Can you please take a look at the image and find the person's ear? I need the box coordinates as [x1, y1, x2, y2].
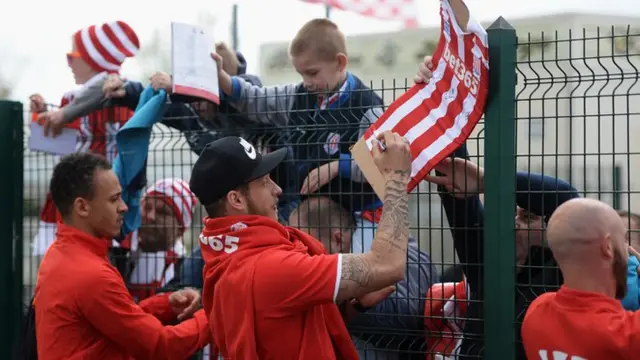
[73, 197, 91, 218]
[226, 190, 247, 212]
[336, 53, 348, 72]
[601, 234, 615, 261]
[331, 229, 344, 251]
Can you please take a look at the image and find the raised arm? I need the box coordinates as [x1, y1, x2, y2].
[335, 131, 412, 302]
[61, 79, 108, 122]
[424, 144, 485, 294]
[62, 76, 145, 122]
[213, 52, 294, 127]
[515, 172, 579, 219]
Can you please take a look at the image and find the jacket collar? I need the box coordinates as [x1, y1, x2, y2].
[56, 223, 110, 258]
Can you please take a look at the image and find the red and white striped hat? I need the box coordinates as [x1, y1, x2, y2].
[73, 21, 140, 73]
[144, 178, 197, 230]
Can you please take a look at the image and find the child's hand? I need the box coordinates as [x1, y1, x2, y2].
[29, 93, 47, 113]
[103, 75, 126, 98]
[300, 161, 340, 195]
[210, 52, 224, 76]
[38, 110, 65, 138]
[211, 51, 234, 96]
[414, 55, 434, 84]
[215, 42, 240, 75]
[150, 72, 173, 93]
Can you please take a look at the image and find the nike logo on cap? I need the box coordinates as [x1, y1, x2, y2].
[239, 138, 257, 160]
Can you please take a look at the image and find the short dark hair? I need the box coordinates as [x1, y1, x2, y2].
[291, 196, 355, 235]
[50, 152, 112, 218]
[204, 183, 249, 218]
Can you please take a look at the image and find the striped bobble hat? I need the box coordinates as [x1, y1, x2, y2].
[144, 178, 197, 230]
[73, 21, 140, 73]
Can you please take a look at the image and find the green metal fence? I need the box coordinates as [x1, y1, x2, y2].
[2, 15, 638, 360]
[510, 20, 639, 360]
[1, 100, 24, 358]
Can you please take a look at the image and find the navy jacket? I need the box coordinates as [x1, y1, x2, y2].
[438, 144, 579, 360]
[226, 72, 385, 214]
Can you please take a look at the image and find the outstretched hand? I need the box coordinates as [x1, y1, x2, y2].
[423, 157, 484, 198]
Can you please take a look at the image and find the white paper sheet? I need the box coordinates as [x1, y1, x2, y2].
[171, 22, 220, 104]
[29, 122, 77, 156]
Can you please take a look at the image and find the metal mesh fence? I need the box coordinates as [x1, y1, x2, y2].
[8, 22, 640, 360]
[20, 81, 477, 359]
[512, 25, 640, 357]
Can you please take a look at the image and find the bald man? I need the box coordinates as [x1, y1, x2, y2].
[521, 198, 636, 360]
[289, 195, 438, 360]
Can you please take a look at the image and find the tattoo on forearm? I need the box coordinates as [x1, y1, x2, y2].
[339, 255, 374, 292]
[337, 168, 410, 300]
[376, 170, 411, 250]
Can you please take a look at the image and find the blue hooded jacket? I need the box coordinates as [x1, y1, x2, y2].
[622, 255, 640, 310]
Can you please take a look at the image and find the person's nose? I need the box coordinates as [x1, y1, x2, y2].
[118, 200, 129, 214]
[143, 208, 155, 221]
[272, 181, 283, 198]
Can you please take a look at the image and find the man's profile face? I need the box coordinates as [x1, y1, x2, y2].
[515, 207, 545, 265]
[68, 38, 95, 85]
[85, 169, 127, 239]
[138, 196, 181, 252]
[242, 174, 282, 221]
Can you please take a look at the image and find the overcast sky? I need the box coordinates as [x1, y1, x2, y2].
[1, 0, 638, 103]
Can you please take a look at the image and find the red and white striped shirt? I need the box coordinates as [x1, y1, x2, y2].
[363, 0, 489, 192]
[32, 73, 134, 256]
[127, 231, 185, 302]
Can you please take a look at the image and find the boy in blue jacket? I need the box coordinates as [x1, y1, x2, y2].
[212, 18, 384, 221]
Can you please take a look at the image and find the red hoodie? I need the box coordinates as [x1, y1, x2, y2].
[200, 215, 358, 360]
[35, 223, 211, 359]
[522, 286, 640, 360]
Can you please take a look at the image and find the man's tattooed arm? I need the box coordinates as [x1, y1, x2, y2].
[335, 170, 411, 303]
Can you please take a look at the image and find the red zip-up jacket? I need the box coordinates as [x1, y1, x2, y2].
[34, 223, 211, 359]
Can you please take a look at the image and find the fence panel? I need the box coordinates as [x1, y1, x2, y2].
[11, 21, 640, 360]
[514, 22, 640, 356]
[483, 17, 518, 360]
[0, 100, 24, 356]
[18, 92, 469, 359]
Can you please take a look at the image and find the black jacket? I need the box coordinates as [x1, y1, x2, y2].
[438, 143, 579, 360]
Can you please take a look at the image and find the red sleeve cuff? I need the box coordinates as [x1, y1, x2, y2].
[139, 292, 176, 324]
[193, 309, 213, 349]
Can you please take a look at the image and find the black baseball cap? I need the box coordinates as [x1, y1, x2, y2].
[190, 136, 287, 205]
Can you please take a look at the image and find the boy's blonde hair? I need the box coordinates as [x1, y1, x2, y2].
[289, 18, 347, 62]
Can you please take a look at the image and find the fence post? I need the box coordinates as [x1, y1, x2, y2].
[483, 17, 517, 359]
[0, 100, 24, 353]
